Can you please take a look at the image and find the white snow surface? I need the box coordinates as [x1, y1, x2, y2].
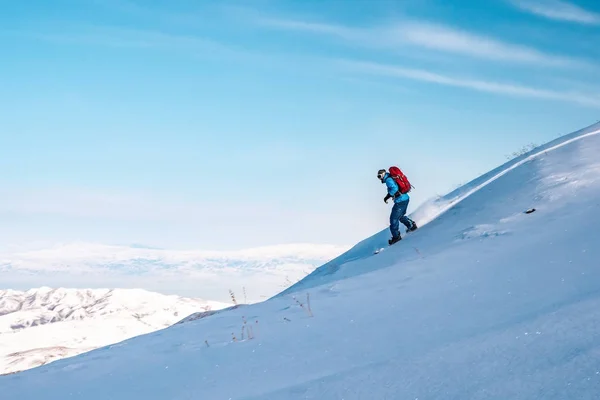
[2, 122, 600, 398]
[0, 287, 229, 375]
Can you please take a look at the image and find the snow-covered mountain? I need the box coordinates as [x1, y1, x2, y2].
[0, 287, 230, 375]
[0, 243, 348, 303]
[2, 121, 600, 398]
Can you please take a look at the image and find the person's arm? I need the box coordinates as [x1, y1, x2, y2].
[384, 178, 398, 202]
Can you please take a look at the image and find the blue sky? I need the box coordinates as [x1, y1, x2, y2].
[1, 0, 599, 250]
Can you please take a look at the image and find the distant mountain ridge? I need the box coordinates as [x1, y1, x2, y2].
[0, 287, 229, 375]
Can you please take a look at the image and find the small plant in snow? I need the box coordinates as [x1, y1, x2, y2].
[228, 289, 238, 305]
[247, 323, 254, 340]
[280, 276, 293, 288]
[241, 316, 254, 340]
[241, 316, 247, 340]
[293, 293, 313, 317]
[506, 142, 538, 160]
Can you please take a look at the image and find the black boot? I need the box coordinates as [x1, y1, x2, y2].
[388, 235, 402, 245]
[407, 221, 418, 232]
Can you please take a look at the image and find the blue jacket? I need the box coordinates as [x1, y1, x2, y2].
[383, 173, 409, 203]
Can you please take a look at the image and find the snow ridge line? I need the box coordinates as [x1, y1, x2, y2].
[430, 128, 600, 222]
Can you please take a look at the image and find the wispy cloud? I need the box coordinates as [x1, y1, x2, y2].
[8, 22, 298, 70]
[387, 21, 582, 67]
[89, 0, 221, 27]
[21, 25, 238, 55]
[337, 59, 600, 108]
[0, 242, 347, 301]
[88, 0, 150, 17]
[256, 16, 589, 68]
[510, 0, 600, 24]
[257, 18, 365, 42]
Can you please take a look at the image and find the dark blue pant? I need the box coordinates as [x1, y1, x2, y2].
[390, 199, 414, 238]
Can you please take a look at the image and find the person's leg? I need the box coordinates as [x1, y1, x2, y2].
[398, 199, 416, 230]
[389, 203, 401, 239]
[400, 214, 414, 229]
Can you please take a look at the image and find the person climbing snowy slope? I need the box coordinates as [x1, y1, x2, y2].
[378, 167, 418, 245]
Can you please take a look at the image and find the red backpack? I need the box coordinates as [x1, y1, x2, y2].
[388, 166, 412, 194]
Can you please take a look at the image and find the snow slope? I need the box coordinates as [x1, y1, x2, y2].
[2, 122, 600, 399]
[0, 287, 229, 375]
[1, 243, 347, 303]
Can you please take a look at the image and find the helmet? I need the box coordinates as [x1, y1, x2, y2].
[377, 169, 386, 181]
